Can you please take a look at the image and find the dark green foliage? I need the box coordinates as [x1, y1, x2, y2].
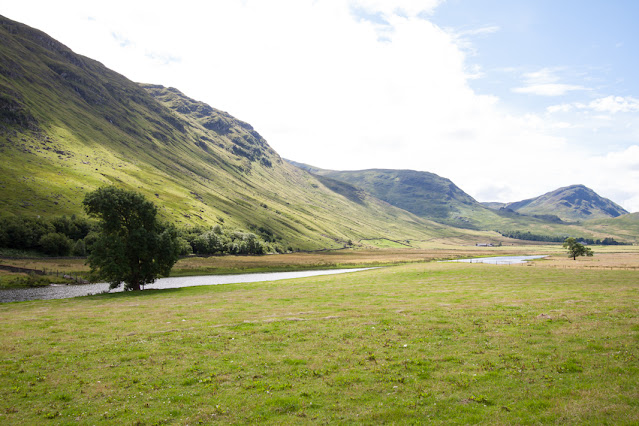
[499, 231, 628, 246]
[563, 237, 594, 260]
[71, 239, 87, 256]
[38, 232, 72, 256]
[186, 225, 266, 255]
[0, 216, 54, 250]
[0, 215, 95, 256]
[83, 186, 181, 291]
[599, 237, 627, 245]
[228, 232, 265, 255]
[51, 215, 91, 241]
[175, 237, 193, 256]
[498, 230, 568, 243]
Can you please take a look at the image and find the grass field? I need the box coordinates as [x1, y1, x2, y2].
[1, 250, 638, 424]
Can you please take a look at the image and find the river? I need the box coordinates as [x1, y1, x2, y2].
[0, 268, 375, 303]
[444, 255, 546, 264]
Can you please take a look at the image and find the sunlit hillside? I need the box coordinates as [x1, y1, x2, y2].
[0, 15, 480, 250]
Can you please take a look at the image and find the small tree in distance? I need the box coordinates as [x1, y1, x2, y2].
[563, 237, 593, 260]
[83, 186, 181, 291]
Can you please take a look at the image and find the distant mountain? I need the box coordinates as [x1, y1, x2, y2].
[0, 15, 459, 250]
[480, 202, 506, 210]
[287, 162, 638, 243]
[288, 162, 478, 220]
[498, 185, 628, 221]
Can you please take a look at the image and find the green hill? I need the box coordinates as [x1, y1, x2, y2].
[0, 15, 469, 250]
[500, 184, 629, 221]
[580, 212, 639, 243]
[288, 163, 477, 220]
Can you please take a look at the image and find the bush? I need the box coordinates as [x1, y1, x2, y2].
[175, 237, 193, 256]
[71, 239, 87, 256]
[0, 217, 55, 250]
[51, 215, 92, 240]
[38, 232, 73, 256]
[228, 232, 264, 255]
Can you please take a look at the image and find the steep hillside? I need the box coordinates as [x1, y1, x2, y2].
[0, 15, 467, 250]
[501, 185, 628, 221]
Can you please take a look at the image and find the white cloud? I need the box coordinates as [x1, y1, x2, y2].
[513, 83, 587, 96]
[1, 0, 638, 212]
[550, 96, 639, 114]
[522, 67, 561, 84]
[588, 96, 639, 113]
[513, 67, 588, 96]
[587, 146, 639, 212]
[547, 104, 574, 113]
[352, 0, 442, 17]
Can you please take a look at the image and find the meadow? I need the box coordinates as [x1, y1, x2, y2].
[0, 249, 638, 424]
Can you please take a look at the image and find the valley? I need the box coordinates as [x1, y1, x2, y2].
[0, 13, 638, 425]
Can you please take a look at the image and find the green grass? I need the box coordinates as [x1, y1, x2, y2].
[0, 272, 53, 288]
[361, 238, 411, 248]
[1, 260, 637, 424]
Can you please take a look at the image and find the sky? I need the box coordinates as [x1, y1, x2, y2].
[2, 0, 638, 211]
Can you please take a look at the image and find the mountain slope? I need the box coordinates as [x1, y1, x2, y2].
[0, 15, 469, 250]
[501, 185, 628, 221]
[288, 161, 638, 243]
[288, 162, 478, 220]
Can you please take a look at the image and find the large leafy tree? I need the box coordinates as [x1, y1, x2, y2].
[563, 237, 594, 260]
[83, 186, 181, 291]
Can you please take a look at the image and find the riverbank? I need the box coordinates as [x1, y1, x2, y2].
[0, 245, 557, 289]
[0, 268, 376, 303]
[2, 244, 638, 289]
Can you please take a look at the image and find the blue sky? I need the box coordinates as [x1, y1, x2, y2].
[1, 0, 638, 210]
[433, 0, 639, 113]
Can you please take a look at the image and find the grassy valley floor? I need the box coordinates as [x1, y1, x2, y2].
[0, 243, 580, 284]
[1, 250, 638, 424]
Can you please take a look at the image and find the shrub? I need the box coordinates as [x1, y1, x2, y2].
[38, 232, 73, 256]
[71, 239, 87, 256]
[0, 217, 55, 250]
[51, 215, 92, 240]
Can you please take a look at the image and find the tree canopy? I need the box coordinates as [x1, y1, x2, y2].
[563, 237, 594, 260]
[83, 186, 181, 291]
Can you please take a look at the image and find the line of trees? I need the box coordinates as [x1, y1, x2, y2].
[0, 215, 93, 256]
[0, 215, 276, 257]
[498, 230, 567, 243]
[498, 230, 628, 245]
[180, 225, 268, 256]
